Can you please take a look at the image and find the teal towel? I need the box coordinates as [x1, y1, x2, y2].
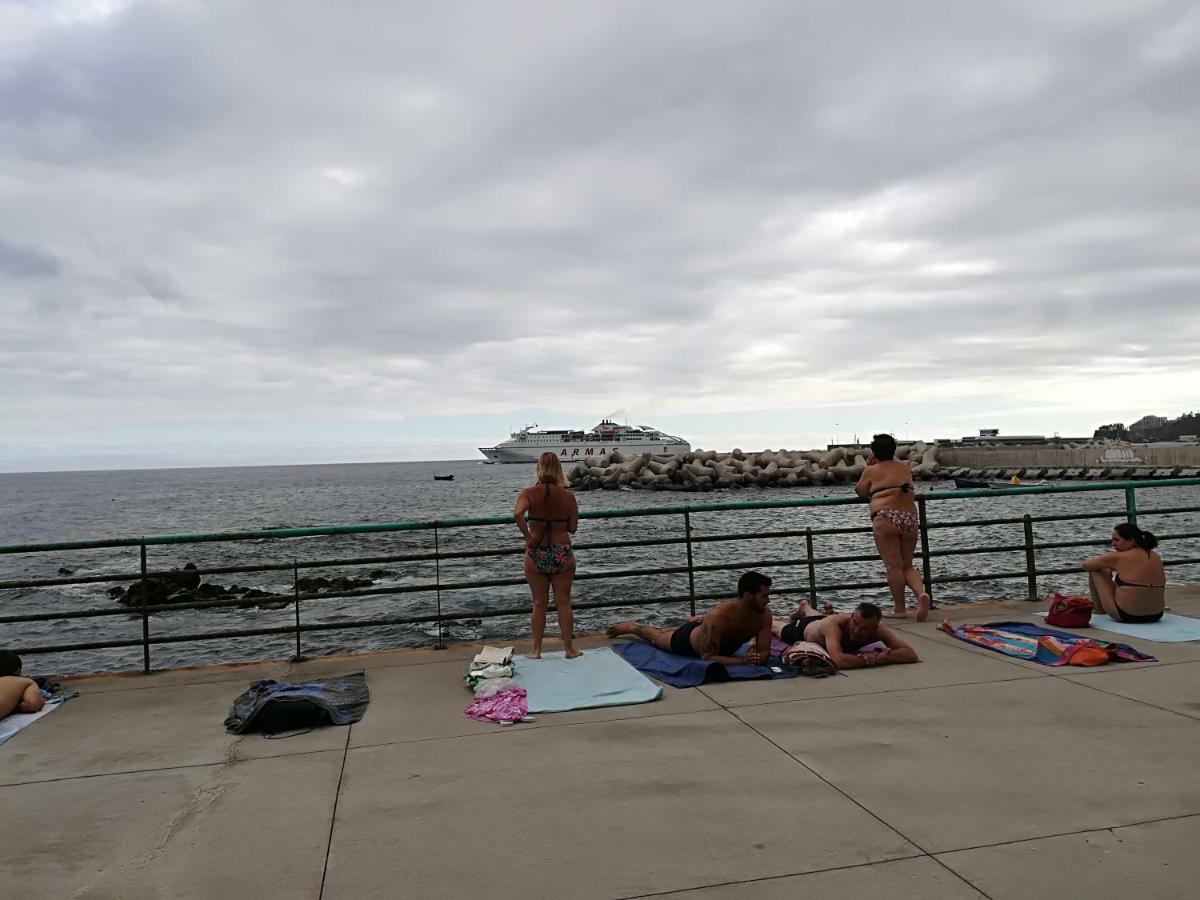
[1036, 610, 1200, 643]
[512, 647, 662, 713]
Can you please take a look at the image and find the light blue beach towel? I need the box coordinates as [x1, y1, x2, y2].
[0, 696, 68, 746]
[1035, 610, 1200, 643]
[512, 647, 662, 713]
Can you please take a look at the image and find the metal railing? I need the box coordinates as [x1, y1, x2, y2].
[2, 478, 1199, 673]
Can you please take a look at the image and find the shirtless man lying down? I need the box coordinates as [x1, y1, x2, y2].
[607, 571, 773, 665]
[773, 601, 920, 669]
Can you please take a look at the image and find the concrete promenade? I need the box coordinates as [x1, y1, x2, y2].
[3, 590, 1200, 899]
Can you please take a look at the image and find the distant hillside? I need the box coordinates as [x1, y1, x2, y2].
[1097, 411, 1200, 441]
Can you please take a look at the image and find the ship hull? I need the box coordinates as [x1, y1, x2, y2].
[479, 441, 690, 463]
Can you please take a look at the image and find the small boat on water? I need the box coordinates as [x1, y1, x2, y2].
[433, 474, 454, 481]
[954, 478, 1050, 489]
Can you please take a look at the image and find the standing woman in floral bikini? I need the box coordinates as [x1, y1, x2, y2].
[855, 433, 930, 621]
[515, 452, 581, 658]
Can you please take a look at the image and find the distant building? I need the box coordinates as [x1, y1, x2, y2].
[936, 430, 1091, 447]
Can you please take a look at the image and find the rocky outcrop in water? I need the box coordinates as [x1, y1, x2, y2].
[110, 563, 389, 612]
[567, 443, 941, 492]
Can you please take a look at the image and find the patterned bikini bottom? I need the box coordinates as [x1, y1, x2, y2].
[527, 544, 574, 575]
[871, 508, 919, 535]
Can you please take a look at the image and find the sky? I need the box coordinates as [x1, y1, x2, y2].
[2, 0, 1198, 472]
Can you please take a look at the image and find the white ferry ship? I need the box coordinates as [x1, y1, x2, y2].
[479, 420, 691, 464]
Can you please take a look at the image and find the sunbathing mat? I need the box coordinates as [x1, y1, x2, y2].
[0, 698, 67, 746]
[1034, 610, 1200, 643]
[512, 647, 662, 713]
[612, 641, 798, 688]
[939, 620, 1155, 666]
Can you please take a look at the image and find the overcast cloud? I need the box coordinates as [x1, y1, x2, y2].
[2, 0, 1198, 470]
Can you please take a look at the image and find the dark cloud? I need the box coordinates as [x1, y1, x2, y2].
[0, 238, 62, 278]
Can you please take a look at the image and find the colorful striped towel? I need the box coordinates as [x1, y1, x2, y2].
[938, 620, 1156, 666]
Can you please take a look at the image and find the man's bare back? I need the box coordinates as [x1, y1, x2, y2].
[772, 601, 920, 669]
[607, 572, 775, 666]
[690, 598, 769, 658]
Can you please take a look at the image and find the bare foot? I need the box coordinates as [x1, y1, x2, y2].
[822, 603, 836, 615]
[525, 650, 542, 660]
[916, 593, 931, 623]
[607, 621, 635, 638]
[564, 648, 583, 659]
[883, 610, 909, 620]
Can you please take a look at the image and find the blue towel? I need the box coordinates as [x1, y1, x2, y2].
[1036, 610, 1200, 643]
[612, 641, 797, 688]
[512, 647, 662, 712]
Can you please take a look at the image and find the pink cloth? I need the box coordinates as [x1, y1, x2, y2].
[465, 686, 528, 724]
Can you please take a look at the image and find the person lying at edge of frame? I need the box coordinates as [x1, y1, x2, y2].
[606, 571, 773, 665]
[0, 650, 45, 720]
[772, 600, 921, 669]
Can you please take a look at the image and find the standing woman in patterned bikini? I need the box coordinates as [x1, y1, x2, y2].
[855, 433, 931, 621]
[514, 452, 581, 658]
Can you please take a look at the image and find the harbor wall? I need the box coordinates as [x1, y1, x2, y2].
[940, 445, 1200, 468]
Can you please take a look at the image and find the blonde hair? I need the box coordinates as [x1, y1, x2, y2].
[536, 452, 567, 486]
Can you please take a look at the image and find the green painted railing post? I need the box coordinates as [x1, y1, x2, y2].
[1125, 487, 1138, 526]
[1022, 515, 1038, 601]
[292, 560, 303, 662]
[433, 526, 446, 650]
[805, 528, 817, 605]
[917, 499, 933, 603]
[139, 541, 151, 673]
[684, 511, 697, 616]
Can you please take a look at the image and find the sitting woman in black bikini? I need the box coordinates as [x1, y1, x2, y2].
[854, 433, 930, 621]
[1082, 523, 1166, 623]
[514, 452, 581, 658]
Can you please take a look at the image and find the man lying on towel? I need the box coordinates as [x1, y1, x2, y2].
[0, 650, 45, 720]
[607, 571, 773, 665]
[773, 601, 920, 669]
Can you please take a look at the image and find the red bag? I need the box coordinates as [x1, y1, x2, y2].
[1046, 593, 1093, 628]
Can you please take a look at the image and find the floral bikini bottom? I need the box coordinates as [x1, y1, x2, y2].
[871, 508, 920, 535]
[527, 544, 574, 575]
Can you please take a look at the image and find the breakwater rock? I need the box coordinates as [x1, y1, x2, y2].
[568, 444, 941, 492]
[109, 564, 399, 612]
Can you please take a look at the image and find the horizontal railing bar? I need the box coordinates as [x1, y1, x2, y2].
[1034, 565, 1086, 578]
[12, 592, 719, 657]
[0, 605, 142, 624]
[813, 578, 891, 592]
[931, 569, 1030, 584]
[1126, 506, 1200, 518]
[5, 478, 1199, 555]
[1032, 539, 1111, 551]
[1026, 510, 1129, 524]
[691, 524, 871, 541]
[925, 516, 1029, 530]
[1032, 532, 1200, 553]
[925, 544, 1026, 558]
[810, 553, 882, 566]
